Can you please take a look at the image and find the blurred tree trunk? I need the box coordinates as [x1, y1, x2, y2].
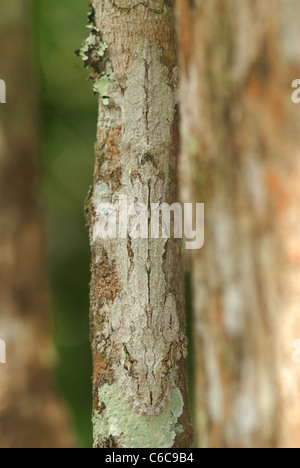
[0, 0, 74, 448]
[87, 0, 193, 448]
[177, 0, 300, 448]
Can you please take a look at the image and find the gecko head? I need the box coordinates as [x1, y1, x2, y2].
[118, 343, 176, 415]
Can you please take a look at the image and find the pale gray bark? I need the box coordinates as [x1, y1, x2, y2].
[176, 0, 300, 448]
[86, 0, 193, 448]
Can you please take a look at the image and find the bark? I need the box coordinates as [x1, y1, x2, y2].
[176, 0, 300, 448]
[86, 0, 193, 448]
[0, 0, 74, 448]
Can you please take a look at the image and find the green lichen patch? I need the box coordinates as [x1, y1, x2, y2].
[76, 8, 107, 71]
[79, 34, 108, 62]
[93, 74, 114, 106]
[76, 7, 113, 105]
[93, 383, 184, 448]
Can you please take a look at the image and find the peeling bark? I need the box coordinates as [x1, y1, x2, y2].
[0, 0, 74, 448]
[87, 0, 192, 448]
[177, 0, 300, 448]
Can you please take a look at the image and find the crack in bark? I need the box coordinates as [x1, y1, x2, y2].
[127, 235, 135, 278]
[112, 0, 166, 13]
[144, 53, 150, 146]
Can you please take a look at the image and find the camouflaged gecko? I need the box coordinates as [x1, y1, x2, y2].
[82, 0, 192, 449]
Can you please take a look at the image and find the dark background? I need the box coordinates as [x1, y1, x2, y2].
[33, 0, 95, 447]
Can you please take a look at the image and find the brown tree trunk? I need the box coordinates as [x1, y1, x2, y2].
[177, 0, 300, 448]
[0, 0, 74, 448]
[85, 0, 193, 448]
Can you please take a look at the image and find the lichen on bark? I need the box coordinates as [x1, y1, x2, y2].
[93, 384, 184, 448]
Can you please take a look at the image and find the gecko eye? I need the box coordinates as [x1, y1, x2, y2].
[123, 345, 139, 379]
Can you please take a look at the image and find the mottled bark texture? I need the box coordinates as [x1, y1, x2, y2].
[88, 0, 193, 448]
[177, 0, 300, 448]
[0, 0, 74, 448]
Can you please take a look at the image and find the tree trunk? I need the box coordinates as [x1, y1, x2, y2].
[86, 0, 193, 448]
[0, 0, 74, 448]
[177, 0, 300, 448]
